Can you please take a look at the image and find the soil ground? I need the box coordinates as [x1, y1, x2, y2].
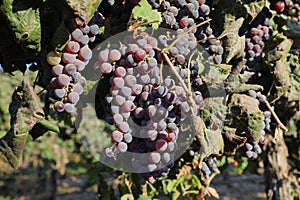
[0, 173, 267, 200]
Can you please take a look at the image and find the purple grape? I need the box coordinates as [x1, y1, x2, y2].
[118, 122, 130, 133]
[116, 142, 128, 152]
[68, 92, 80, 104]
[54, 101, 64, 112]
[73, 83, 83, 95]
[57, 74, 71, 87]
[149, 152, 161, 164]
[51, 64, 64, 76]
[64, 103, 75, 113]
[155, 139, 168, 151]
[111, 130, 123, 143]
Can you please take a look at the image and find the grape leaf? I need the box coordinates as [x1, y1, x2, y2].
[132, 0, 162, 30]
[274, 16, 300, 48]
[243, 0, 268, 22]
[0, 0, 41, 55]
[65, 0, 103, 23]
[221, 17, 245, 63]
[210, 0, 247, 35]
[0, 79, 44, 168]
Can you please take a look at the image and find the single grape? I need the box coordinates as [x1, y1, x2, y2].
[147, 105, 157, 118]
[155, 139, 168, 152]
[123, 133, 133, 143]
[79, 45, 92, 61]
[109, 49, 122, 62]
[136, 36, 147, 47]
[54, 101, 64, 112]
[73, 83, 83, 95]
[105, 147, 114, 158]
[71, 29, 83, 42]
[89, 35, 96, 43]
[47, 51, 61, 65]
[118, 122, 130, 133]
[274, 1, 285, 13]
[64, 103, 75, 113]
[158, 35, 168, 45]
[112, 77, 125, 89]
[214, 55, 222, 64]
[180, 17, 189, 28]
[157, 86, 168, 97]
[98, 49, 109, 63]
[128, 44, 139, 54]
[110, 105, 120, 114]
[51, 64, 64, 76]
[80, 35, 89, 45]
[126, 54, 137, 66]
[124, 75, 137, 87]
[115, 66, 126, 77]
[80, 77, 86, 86]
[116, 142, 128, 152]
[74, 59, 86, 71]
[176, 54, 185, 64]
[199, 4, 210, 16]
[165, 92, 177, 104]
[161, 152, 171, 164]
[62, 53, 76, 64]
[68, 92, 80, 104]
[167, 141, 176, 153]
[135, 49, 146, 61]
[149, 152, 161, 164]
[122, 100, 135, 112]
[147, 130, 158, 141]
[100, 62, 113, 74]
[57, 74, 71, 87]
[64, 63, 77, 75]
[54, 88, 66, 98]
[66, 41, 80, 53]
[113, 95, 125, 106]
[89, 24, 100, 35]
[132, 84, 143, 95]
[111, 130, 123, 143]
[134, 107, 145, 118]
[139, 74, 151, 84]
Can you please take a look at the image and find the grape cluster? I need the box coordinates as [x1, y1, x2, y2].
[94, 31, 205, 182]
[148, 0, 224, 64]
[201, 156, 218, 176]
[240, 90, 272, 159]
[156, 28, 206, 88]
[274, 0, 300, 24]
[243, 10, 273, 74]
[47, 19, 100, 113]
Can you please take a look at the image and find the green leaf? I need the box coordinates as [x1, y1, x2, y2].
[38, 119, 60, 133]
[28, 119, 60, 140]
[138, 195, 151, 200]
[132, 0, 162, 30]
[0, 0, 42, 55]
[121, 194, 134, 200]
[191, 175, 202, 190]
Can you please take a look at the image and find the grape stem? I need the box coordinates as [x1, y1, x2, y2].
[161, 51, 197, 116]
[159, 60, 164, 83]
[265, 101, 288, 132]
[163, 19, 212, 52]
[187, 51, 197, 93]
